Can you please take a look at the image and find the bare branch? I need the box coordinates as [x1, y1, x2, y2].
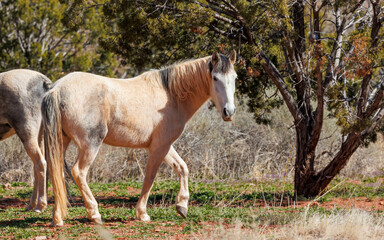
[49, 32, 70, 51]
[364, 87, 384, 118]
[221, 0, 239, 12]
[258, 51, 303, 124]
[206, 0, 237, 14]
[194, 1, 236, 18]
[208, 24, 247, 42]
[348, 0, 367, 14]
[195, 0, 254, 43]
[213, 13, 234, 25]
[362, 106, 384, 137]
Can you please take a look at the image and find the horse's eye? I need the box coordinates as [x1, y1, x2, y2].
[213, 76, 218, 81]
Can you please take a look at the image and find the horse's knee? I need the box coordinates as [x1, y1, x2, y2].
[180, 163, 189, 177]
[175, 161, 188, 177]
[171, 161, 187, 174]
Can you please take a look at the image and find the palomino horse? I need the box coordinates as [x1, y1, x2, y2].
[43, 51, 237, 226]
[0, 69, 51, 212]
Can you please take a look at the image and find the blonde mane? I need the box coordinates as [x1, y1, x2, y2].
[153, 57, 212, 101]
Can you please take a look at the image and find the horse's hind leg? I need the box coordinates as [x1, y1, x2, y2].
[24, 123, 48, 212]
[136, 143, 171, 221]
[62, 135, 76, 203]
[164, 146, 189, 218]
[71, 145, 102, 224]
[23, 137, 47, 212]
[26, 166, 39, 211]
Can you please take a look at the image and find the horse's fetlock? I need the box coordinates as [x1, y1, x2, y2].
[86, 205, 99, 216]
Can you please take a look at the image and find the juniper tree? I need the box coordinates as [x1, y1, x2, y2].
[0, 0, 118, 79]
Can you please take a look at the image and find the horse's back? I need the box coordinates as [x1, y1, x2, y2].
[52, 72, 117, 111]
[0, 69, 51, 101]
[0, 69, 51, 141]
[0, 69, 50, 88]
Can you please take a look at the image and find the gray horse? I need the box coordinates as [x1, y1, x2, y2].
[0, 69, 51, 212]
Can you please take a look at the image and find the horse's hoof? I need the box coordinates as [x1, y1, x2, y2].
[93, 218, 103, 225]
[51, 220, 64, 227]
[89, 214, 103, 225]
[33, 204, 47, 213]
[26, 204, 35, 211]
[176, 206, 187, 218]
[136, 214, 151, 222]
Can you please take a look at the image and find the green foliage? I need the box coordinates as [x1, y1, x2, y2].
[100, 1, 217, 70]
[0, 0, 118, 79]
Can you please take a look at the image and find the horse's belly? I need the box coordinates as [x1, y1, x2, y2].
[103, 124, 152, 148]
[0, 124, 15, 141]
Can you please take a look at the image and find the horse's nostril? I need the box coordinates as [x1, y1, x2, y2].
[223, 108, 230, 117]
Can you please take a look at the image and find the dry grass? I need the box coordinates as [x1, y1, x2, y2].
[0, 136, 31, 183]
[1, 101, 384, 184]
[202, 209, 384, 240]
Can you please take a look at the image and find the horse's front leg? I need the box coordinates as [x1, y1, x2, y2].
[136, 144, 171, 221]
[164, 146, 189, 218]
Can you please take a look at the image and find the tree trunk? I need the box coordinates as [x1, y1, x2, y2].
[295, 133, 361, 198]
[294, 120, 317, 197]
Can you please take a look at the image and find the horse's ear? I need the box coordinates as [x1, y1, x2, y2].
[212, 51, 220, 66]
[229, 50, 236, 64]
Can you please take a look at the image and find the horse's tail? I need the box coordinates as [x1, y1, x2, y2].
[42, 90, 68, 221]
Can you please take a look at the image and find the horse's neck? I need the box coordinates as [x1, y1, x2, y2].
[168, 57, 212, 121]
[178, 85, 210, 122]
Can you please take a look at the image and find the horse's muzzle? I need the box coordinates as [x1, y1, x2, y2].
[222, 107, 235, 121]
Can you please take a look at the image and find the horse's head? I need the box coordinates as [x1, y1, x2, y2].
[209, 50, 237, 121]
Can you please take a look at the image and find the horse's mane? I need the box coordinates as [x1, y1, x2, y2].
[141, 57, 212, 101]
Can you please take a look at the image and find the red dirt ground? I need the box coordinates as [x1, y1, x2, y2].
[3, 194, 384, 211]
[2, 193, 384, 239]
[292, 197, 384, 211]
